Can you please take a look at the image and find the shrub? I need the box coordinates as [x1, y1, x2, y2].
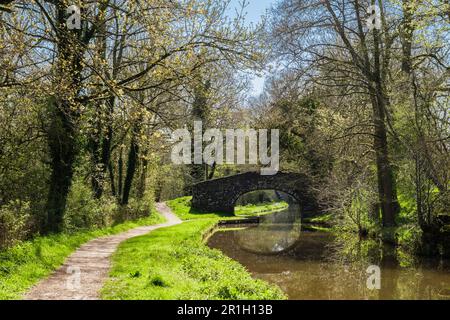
[0, 200, 31, 249]
[396, 224, 422, 253]
[64, 179, 155, 231]
[63, 180, 102, 231]
[63, 180, 120, 232]
[120, 188, 154, 222]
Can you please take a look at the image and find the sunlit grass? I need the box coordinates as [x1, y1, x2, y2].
[101, 197, 286, 300]
[101, 218, 286, 300]
[0, 211, 164, 300]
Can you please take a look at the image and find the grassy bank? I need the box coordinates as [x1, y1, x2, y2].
[101, 198, 286, 300]
[0, 211, 164, 300]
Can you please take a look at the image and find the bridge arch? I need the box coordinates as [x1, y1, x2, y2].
[192, 172, 318, 216]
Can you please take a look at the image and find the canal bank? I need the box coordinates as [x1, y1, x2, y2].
[101, 197, 286, 300]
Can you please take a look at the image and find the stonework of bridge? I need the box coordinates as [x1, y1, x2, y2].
[191, 171, 318, 216]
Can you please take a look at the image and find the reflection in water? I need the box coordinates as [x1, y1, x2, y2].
[235, 203, 302, 255]
[208, 205, 450, 300]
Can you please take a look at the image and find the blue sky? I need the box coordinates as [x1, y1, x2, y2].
[229, 0, 274, 25]
[228, 0, 276, 96]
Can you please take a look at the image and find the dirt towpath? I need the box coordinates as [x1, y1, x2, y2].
[24, 203, 182, 300]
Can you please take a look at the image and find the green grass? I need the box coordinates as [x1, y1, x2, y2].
[0, 211, 164, 300]
[1, 197, 286, 300]
[235, 201, 288, 217]
[101, 218, 286, 300]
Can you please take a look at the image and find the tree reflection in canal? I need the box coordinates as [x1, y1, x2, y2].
[233, 192, 302, 255]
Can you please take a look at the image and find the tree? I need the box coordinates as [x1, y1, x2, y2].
[271, 0, 404, 226]
[1, 0, 263, 232]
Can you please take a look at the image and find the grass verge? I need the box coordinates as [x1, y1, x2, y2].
[0, 211, 164, 300]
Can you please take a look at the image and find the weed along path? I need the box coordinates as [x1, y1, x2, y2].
[24, 203, 182, 300]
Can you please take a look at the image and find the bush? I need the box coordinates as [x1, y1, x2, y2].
[63, 179, 123, 232]
[120, 188, 155, 222]
[63, 180, 105, 231]
[333, 187, 379, 236]
[0, 200, 31, 249]
[64, 179, 155, 231]
[1, 178, 156, 247]
[396, 224, 423, 251]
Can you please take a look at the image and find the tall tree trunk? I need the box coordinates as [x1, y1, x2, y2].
[108, 161, 116, 197]
[190, 78, 211, 185]
[137, 157, 148, 199]
[401, 1, 448, 238]
[89, 12, 111, 199]
[45, 4, 83, 233]
[89, 108, 103, 198]
[371, 26, 400, 227]
[90, 99, 114, 199]
[401, 0, 414, 75]
[324, 0, 400, 227]
[371, 94, 399, 227]
[118, 146, 124, 200]
[99, 119, 113, 197]
[46, 102, 78, 233]
[121, 125, 140, 205]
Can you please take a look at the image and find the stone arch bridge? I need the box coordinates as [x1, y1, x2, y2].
[192, 172, 318, 216]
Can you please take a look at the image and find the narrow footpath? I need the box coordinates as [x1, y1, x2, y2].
[24, 203, 182, 300]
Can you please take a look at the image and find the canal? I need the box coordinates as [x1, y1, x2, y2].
[207, 199, 450, 300]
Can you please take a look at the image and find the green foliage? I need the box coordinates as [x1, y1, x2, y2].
[63, 178, 157, 232]
[154, 165, 188, 201]
[398, 193, 417, 220]
[0, 170, 161, 247]
[0, 201, 31, 248]
[395, 224, 422, 253]
[394, 192, 423, 256]
[0, 210, 164, 300]
[101, 219, 285, 300]
[64, 180, 116, 231]
[122, 190, 155, 221]
[334, 187, 379, 236]
[331, 232, 382, 265]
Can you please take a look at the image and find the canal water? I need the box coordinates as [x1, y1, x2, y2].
[207, 204, 450, 300]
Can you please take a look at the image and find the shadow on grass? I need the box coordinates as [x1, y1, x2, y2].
[187, 207, 234, 218]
